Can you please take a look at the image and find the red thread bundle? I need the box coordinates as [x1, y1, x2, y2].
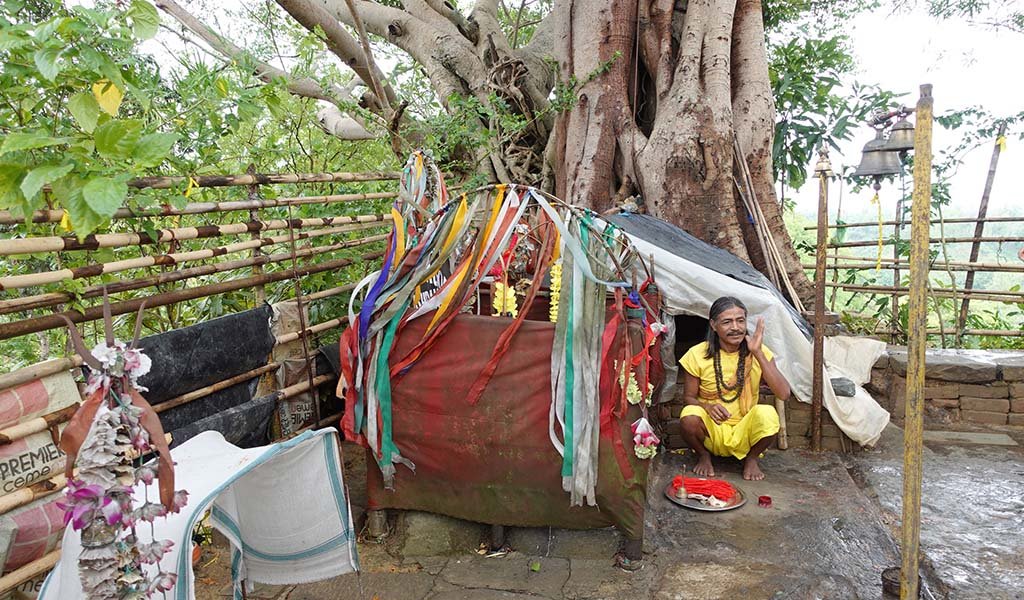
[671, 475, 736, 501]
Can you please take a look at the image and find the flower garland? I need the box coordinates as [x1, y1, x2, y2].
[491, 282, 519, 318]
[58, 341, 188, 599]
[631, 418, 659, 460]
[548, 259, 562, 323]
[620, 368, 653, 407]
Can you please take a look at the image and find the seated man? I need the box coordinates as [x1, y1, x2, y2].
[679, 296, 791, 480]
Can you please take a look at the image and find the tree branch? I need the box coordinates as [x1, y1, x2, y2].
[277, 0, 398, 109]
[422, 0, 479, 43]
[156, 0, 375, 139]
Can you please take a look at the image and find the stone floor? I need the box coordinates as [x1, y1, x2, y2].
[193, 422, 1024, 600]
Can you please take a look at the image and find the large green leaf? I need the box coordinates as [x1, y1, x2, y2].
[0, 163, 26, 208]
[132, 132, 177, 167]
[128, 0, 160, 40]
[82, 176, 128, 217]
[52, 176, 104, 236]
[0, 132, 72, 155]
[94, 119, 142, 160]
[32, 46, 61, 81]
[68, 92, 101, 133]
[20, 163, 74, 199]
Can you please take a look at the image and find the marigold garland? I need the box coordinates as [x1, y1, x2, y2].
[492, 282, 519, 318]
[548, 260, 562, 323]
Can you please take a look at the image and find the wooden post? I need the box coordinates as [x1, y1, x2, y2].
[811, 149, 832, 452]
[956, 122, 1006, 343]
[901, 83, 933, 600]
[247, 165, 267, 305]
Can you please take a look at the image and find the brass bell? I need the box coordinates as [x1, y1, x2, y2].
[853, 129, 902, 178]
[883, 116, 915, 152]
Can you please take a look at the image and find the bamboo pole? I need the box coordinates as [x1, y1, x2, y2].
[804, 215, 1024, 230]
[0, 403, 79, 445]
[0, 549, 61, 594]
[0, 213, 387, 256]
[126, 170, 400, 190]
[811, 150, 831, 452]
[302, 283, 358, 303]
[870, 327, 1024, 337]
[0, 191, 399, 225]
[901, 83, 933, 600]
[830, 235, 1024, 249]
[822, 283, 1024, 302]
[803, 260, 1024, 273]
[775, 397, 788, 450]
[0, 251, 384, 340]
[0, 220, 389, 291]
[957, 122, 1007, 341]
[0, 356, 83, 393]
[0, 234, 386, 315]
[275, 315, 351, 345]
[154, 363, 281, 414]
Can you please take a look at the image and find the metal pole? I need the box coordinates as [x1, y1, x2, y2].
[901, 83, 933, 600]
[811, 149, 832, 452]
[956, 122, 1006, 343]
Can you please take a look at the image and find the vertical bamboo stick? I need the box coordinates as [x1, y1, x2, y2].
[956, 122, 1006, 343]
[901, 83, 933, 600]
[811, 149, 831, 452]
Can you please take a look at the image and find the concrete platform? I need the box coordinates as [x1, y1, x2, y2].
[192, 425, 1024, 599]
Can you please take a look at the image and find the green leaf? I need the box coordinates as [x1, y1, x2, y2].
[128, 0, 161, 40]
[0, 163, 26, 208]
[82, 176, 128, 217]
[0, 132, 71, 155]
[33, 47, 61, 81]
[52, 176, 103, 237]
[68, 92, 101, 133]
[94, 119, 143, 160]
[132, 132, 177, 167]
[20, 163, 74, 199]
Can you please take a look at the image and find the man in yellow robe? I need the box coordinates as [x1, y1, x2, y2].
[679, 296, 791, 480]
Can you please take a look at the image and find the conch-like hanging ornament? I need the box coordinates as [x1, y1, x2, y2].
[57, 289, 187, 599]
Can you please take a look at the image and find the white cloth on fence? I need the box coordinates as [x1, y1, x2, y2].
[40, 428, 359, 600]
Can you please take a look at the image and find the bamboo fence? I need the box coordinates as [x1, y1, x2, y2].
[805, 214, 1024, 342]
[0, 166, 402, 591]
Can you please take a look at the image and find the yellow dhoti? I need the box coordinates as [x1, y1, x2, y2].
[680, 404, 780, 460]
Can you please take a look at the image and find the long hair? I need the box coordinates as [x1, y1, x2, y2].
[704, 296, 748, 359]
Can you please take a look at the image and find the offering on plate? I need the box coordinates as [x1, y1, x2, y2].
[671, 475, 737, 507]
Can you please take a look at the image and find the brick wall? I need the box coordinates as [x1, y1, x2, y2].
[866, 348, 1024, 426]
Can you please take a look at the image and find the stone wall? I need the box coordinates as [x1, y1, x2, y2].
[867, 348, 1024, 426]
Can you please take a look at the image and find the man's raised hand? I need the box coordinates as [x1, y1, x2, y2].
[746, 317, 765, 355]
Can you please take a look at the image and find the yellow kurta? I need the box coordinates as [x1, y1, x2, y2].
[679, 341, 780, 459]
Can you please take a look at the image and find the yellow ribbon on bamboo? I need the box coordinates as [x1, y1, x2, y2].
[871, 191, 883, 271]
[996, 135, 1007, 152]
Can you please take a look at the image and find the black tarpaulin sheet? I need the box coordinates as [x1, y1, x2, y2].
[365, 314, 649, 540]
[606, 212, 811, 338]
[133, 306, 275, 444]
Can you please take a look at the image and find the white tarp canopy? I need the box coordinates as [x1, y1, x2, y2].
[607, 213, 890, 446]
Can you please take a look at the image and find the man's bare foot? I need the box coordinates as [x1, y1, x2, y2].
[742, 456, 765, 481]
[693, 454, 715, 477]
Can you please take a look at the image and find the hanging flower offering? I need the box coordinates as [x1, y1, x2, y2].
[548, 259, 562, 323]
[492, 282, 519, 318]
[57, 299, 186, 600]
[631, 417, 659, 460]
[620, 367, 653, 407]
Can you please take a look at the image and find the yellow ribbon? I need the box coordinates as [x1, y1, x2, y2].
[996, 135, 1007, 152]
[184, 176, 198, 198]
[871, 191, 883, 271]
